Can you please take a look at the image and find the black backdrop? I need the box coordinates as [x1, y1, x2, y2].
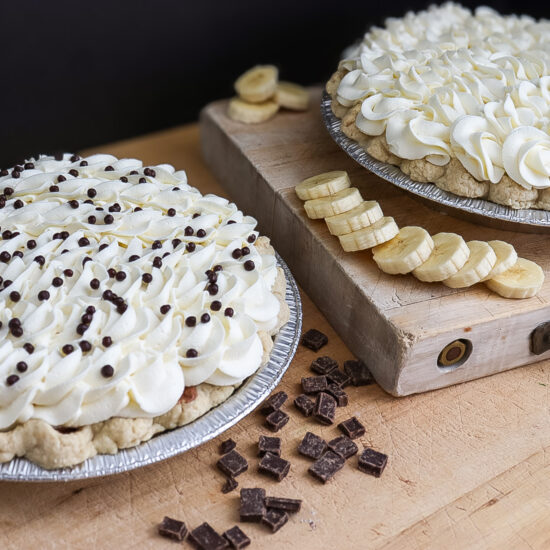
[0, 0, 547, 167]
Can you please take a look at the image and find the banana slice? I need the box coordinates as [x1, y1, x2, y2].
[485, 257, 544, 299]
[295, 171, 350, 201]
[304, 187, 362, 219]
[483, 240, 518, 280]
[339, 216, 399, 252]
[227, 97, 279, 124]
[234, 65, 278, 103]
[412, 232, 469, 282]
[325, 201, 383, 236]
[372, 226, 434, 275]
[275, 81, 310, 110]
[443, 241, 496, 288]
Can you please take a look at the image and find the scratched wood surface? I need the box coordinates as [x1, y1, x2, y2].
[2, 125, 550, 549]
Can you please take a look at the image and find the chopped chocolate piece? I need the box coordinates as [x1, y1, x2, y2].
[264, 497, 302, 513]
[358, 448, 388, 478]
[260, 390, 288, 415]
[217, 449, 248, 478]
[258, 435, 281, 457]
[220, 438, 236, 454]
[301, 375, 328, 394]
[158, 516, 188, 542]
[313, 392, 336, 425]
[328, 435, 358, 459]
[189, 522, 228, 550]
[240, 488, 266, 522]
[326, 383, 348, 407]
[343, 359, 374, 386]
[298, 431, 326, 460]
[223, 525, 250, 549]
[301, 328, 328, 351]
[265, 409, 289, 432]
[221, 477, 238, 494]
[294, 394, 314, 417]
[262, 509, 289, 533]
[326, 369, 350, 388]
[338, 416, 366, 439]
[258, 452, 290, 481]
[308, 450, 345, 483]
[310, 355, 338, 375]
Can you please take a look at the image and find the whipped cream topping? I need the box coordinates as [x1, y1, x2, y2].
[0, 154, 281, 429]
[336, 3, 550, 189]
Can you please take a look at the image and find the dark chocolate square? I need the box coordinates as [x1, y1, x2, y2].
[313, 392, 336, 425]
[260, 390, 288, 415]
[189, 522, 228, 549]
[240, 488, 266, 522]
[358, 448, 388, 477]
[262, 509, 289, 533]
[310, 355, 338, 375]
[326, 383, 348, 407]
[298, 431, 327, 460]
[301, 375, 328, 394]
[223, 525, 251, 549]
[258, 452, 290, 481]
[328, 435, 358, 459]
[158, 516, 188, 542]
[265, 409, 289, 432]
[326, 369, 351, 388]
[258, 435, 281, 457]
[294, 394, 314, 417]
[343, 359, 374, 386]
[220, 438, 236, 454]
[301, 328, 328, 351]
[264, 496, 302, 513]
[221, 477, 238, 494]
[308, 450, 345, 483]
[338, 416, 366, 439]
[216, 449, 248, 478]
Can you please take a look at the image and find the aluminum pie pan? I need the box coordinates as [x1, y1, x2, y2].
[0, 252, 301, 482]
[321, 90, 550, 234]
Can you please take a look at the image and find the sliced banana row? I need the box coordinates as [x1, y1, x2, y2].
[295, 170, 544, 299]
[228, 66, 310, 124]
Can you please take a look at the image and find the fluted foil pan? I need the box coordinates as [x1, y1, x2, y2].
[321, 91, 550, 233]
[0, 253, 301, 482]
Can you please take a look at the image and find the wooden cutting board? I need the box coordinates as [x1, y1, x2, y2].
[200, 88, 550, 396]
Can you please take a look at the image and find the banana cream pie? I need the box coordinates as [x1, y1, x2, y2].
[327, 3, 550, 210]
[0, 153, 289, 468]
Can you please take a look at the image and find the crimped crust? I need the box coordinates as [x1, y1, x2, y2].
[0, 238, 289, 469]
[327, 69, 550, 211]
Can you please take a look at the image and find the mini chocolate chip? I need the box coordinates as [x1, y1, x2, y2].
[0, 169, 8, 176]
[232, 249, 242, 259]
[57, 175, 66, 183]
[207, 283, 218, 295]
[9, 291, 20, 302]
[27, 239, 36, 249]
[172, 186, 180, 191]
[227, 220, 236, 225]
[53, 232, 61, 240]
[82, 257, 92, 265]
[79, 160, 88, 167]
[63, 269, 74, 277]
[49, 185, 59, 192]
[201, 313, 210, 323]
[152, 240, 162, 249]
[184, 226, 194, 236]
[186, 348, 198, 358]
[172, 238, 181, 248]
[115, 271, 126, 281]
[86, 305, 96, 315]
[3, 279, 12, 287]
[117, 303, 128, 314]
[87, 215, 96, 224]
[133, 207, 142, 212]
[101, 364, 114, 377]
[10, 326, 23, 337]
[13, 251, 23, 258]
[206, 271, 218, 283]
[107, 268, 116, 278]
[102, 336, 112, 347]
[83, 199, 93, 205]
[16, 361, 28, 373]
[8, 319, 21, 329]
[104, 165, 114, 171]
[102, 289, 114, 300]
[120, 176, 128, 183]
[38, 290, 50, 301]
[197, 229, 206, 238]
[241, 246, 250, 256]
[23, 343, 34, 354]
[142, 273, 153, 283]
[68, 199, 79, 209]
[52, 277, 63, 287]
[186, 243, 196, 252]
[153, 257, 162, 268]
[70, 154, 80, 162]
[95, 207, 104, 211]
[139, 177, 147, 183]
[79, 340, 92, 352]
[129, 254, 139, 262]
[60, 231, 69, 239]
[210, 300, 222, 311]
[62, 344, 74, 355]
[34, 255, 45, 265]
[244, 260, 255, 271]
[78, 237, 90, 247]
[104, 214, 114, 224]
[167, 208, 176, 217]
[98, 244, 108, 252]
[247, 234, 257, 243]
[160, 304, 171, 314]
[11, 171, 20, 179]
[81, 313, 93, 324]
[143, 167, 156, 177]
[0, 251, 10, 263]
[69, 169, 79, 177]
[2, 230, 12, 239]
[162, 252, 170, 258]
[4, 187, 14, 196]
[192, 213, 201, 219]
[108, 203, 121, 213]
[87, 188, 97, 198]
[129, 170, 138, 175]
[76, 323, 88, 335]
[224, 307, 234, 317]
[213, 264, 223, 272]
[6, 374, 19, 386]
[185, 316, 196, 327]
[89, 278, 100, 290]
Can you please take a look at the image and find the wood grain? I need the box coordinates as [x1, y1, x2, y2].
[3, 124, 550, 549]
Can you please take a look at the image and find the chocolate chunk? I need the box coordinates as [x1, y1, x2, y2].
[301, 328, 328, 351]
[240, 488, 266, 522]
[265, 409, 289, 432]
[158, 516, 188, 542]
[258, 435, 281, 457]
[301, 375, 328, 394]
[313, 392, 336, 425]
[310, 355, 338, 375]
[358, 448, 388, 478]
[294, 394, 314, 417]
[260, 390, 288, 415]
[308, 450, 345, 483]
[262, 509, 289, 533]
[298, 431, 326, 460]
[223, 526, 250, 549]
[220, 438, 236, 454]
[189, 522, 228, 550]
[264, 497, 302, 513]
[326, 383, 348, 407]
[343, 359, 374, 386]
[328, 435, 358, 459]
[216, 449, 248, 478]
[258, 452, 290, 481]
[326, 369, 350, 388]
[338, 416, 366, 439]
[221, 477, 238, 494]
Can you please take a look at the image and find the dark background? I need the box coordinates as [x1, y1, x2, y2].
[0, 0, 546, 167]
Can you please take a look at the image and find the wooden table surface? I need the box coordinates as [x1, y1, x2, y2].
[2, 125, 550, 549]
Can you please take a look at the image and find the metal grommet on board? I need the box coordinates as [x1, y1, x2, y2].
[437, 339, 472, 368]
